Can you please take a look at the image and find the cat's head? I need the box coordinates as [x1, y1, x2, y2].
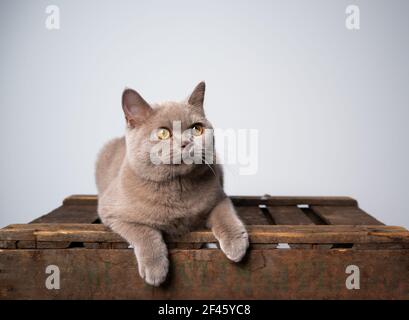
[122, 82, 215, 181]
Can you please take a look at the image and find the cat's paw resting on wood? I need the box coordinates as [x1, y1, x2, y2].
[95, 82, 248, 286]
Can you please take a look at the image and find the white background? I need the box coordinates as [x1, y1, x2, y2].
[1, 0, 408, 228]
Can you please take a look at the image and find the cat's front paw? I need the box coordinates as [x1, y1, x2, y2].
[219, 230, 249, 262]
[137, 254, 169, 286]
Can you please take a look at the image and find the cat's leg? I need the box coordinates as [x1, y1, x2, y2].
[109, 221, 169, 286]
[207, 197, 249, 262]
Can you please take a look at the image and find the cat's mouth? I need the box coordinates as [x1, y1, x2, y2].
[156, 144, 202, 166]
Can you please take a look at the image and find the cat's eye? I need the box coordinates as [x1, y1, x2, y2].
[191, 123, 204, 136]
[157, 127, 171, 140]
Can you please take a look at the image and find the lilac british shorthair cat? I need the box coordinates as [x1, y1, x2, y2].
[95, 82, 248, 286]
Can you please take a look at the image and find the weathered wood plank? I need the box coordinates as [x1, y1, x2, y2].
[1, 224, 408, 246]
[16, 241, 36, 249]
[30, 205, 99, 224]
[4, 224, 103, 231]
[267, 206, 314, 225]
[0, 248, 408, 299]
[0, 241, 16, 249]
[311, 206, 383, 225]
[235, 206, 272, 225]
[0, 229, 36, 241]
[62, 194, 359, 207]
[62, 195, 98, 206]
[36, 241, 72, 249]
[353, 243, 409, 250]
[83, 242, 112, 249]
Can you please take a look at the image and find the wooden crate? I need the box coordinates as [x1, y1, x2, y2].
[0, 195, 408, 299]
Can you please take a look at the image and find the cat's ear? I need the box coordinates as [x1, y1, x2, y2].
[122, 88, 152, 128]
[188, 81, 206, 112]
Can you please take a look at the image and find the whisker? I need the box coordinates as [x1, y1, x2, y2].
[201, 156, 217, 177]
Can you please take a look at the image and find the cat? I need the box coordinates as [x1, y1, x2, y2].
[95, 82, 249, 286]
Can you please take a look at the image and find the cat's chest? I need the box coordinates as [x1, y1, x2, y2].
[142, 196, 212, 235]
[138, 178, 222, 232]
[156, 184, 218, 217]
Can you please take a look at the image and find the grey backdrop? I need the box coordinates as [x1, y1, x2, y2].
[1, 0, 408, 228]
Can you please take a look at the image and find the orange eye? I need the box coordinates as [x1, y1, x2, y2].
[157, 127, 171, 140]
[191, 123, 204, 136]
